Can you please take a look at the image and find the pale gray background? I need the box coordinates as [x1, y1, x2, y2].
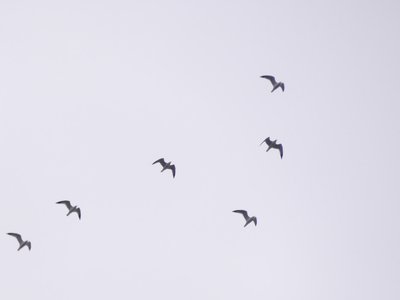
[0, 1, 399, 299]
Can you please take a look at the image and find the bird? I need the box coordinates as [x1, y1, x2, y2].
[56, 200, 81, 220]
[260, 137, 283, 159]
[233, 210, 257, 227]
[260, 75, 285, 92]
[7, 233, 31, 251]
[152, 158, 176, 178]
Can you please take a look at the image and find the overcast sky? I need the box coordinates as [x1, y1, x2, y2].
[0, 1, 399, 299]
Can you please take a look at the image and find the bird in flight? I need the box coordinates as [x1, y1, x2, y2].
[56, 200, 81, 220]
[260, 75, 285, 92]
[7, 233, 31, 251]
[233, 210, 257, 227]
[153, 158, 176, 178]
[260, 137, 283, 159]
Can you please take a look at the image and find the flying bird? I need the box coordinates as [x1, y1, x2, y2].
[56, 200, 81, 220]
[233, 210, 257, 227]
[260, 75, 285, 92]
[7, 233, 31, 251]
[153, 158, 176, 178]
[260, 137, 283, 159]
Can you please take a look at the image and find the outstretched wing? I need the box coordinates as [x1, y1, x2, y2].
[260, 75, 277, 86]
[168, 164, 176, 178]
[75, 208, 81, 220]
[153, 158, 166, 167]
[26, 241, 32, 250]
[275, 143, 283, 159]
[233, 210, 250, 221]
[56, 200, 72, 210]
[7, 233, 23, 245]
[260, 137, 272, 146]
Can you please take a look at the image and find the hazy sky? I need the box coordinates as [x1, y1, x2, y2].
[0, 1, 399, 299]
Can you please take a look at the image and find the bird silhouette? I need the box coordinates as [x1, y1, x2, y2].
[56, 200, 81, 220]
[7, 233, 31, 251]
[233, 210, 257, 227]
[260, 137, 283, 159]
[153, 158, 176, 178]
[260, 75, 285, 92]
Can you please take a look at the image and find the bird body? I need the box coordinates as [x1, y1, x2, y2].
[153, 158, 176, 178]
[7, 233, 31, 251]
[233, 210, 257, 227]
[260, 75, 285, 92]
[260, 137, 283, 159]
[56, 200, 81, 219]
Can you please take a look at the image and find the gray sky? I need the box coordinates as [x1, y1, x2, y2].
[0, 1, 399, 299]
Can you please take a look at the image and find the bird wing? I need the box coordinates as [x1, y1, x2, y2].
[280, 83, 285, 91]
[252, 217, 257, 226]
[26, 241, 32, 250]
[75, 208, 81, 220]
[260, 75, 277, 86]
[56, 200, 72, 210]
[233, 210, 250, 221]
[7, 233, 23, 245]
[168, 164, 176, 178]
[153, 158, 166, 167]
[276, 143, 283, 158]
[260, 137, 272, 146]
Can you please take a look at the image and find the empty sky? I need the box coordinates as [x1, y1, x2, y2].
[0, 1, 399, 299]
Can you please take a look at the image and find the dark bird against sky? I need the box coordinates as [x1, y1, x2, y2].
[153, 158, 176, 178]
[233, 210, 257, 227]
[7, 233, 31, 251]
[260, 137, 283, 159]
[56, 200, 81, 220]
[260, 75, 285, 92]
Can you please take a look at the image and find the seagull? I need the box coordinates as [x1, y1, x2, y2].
[7, 233, 31, 251]
[56, 200, 81, 220]
[260, 75, 285, 92]
[152, 158, 176, 178]
[260, 137, 283, 159]
[233, 210, 257, 227]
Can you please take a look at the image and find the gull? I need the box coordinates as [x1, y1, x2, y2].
[233, 210, 257, 227]
[260, 75, 285, 92]
[152, 158, 176, 178]
[7, 233, 31, 251]
[260, 137, 283, 159]
[56, 200, 81, 220]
